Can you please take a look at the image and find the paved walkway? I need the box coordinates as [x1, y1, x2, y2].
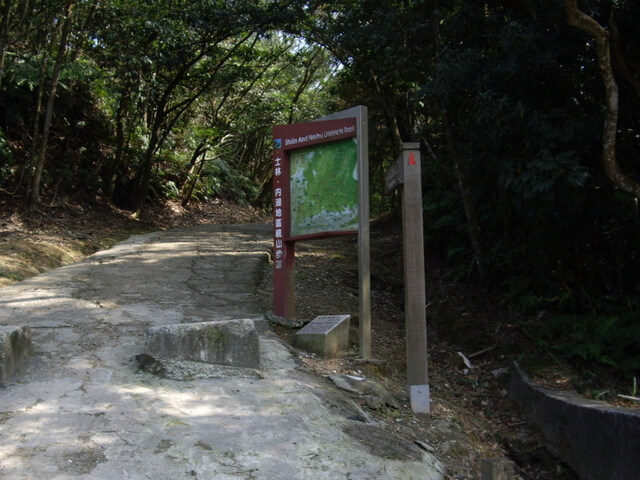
[0, 224, 443, 480]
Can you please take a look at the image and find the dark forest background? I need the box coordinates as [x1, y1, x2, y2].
[1, 0, 639, 381]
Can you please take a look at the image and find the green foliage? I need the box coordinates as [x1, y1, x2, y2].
[1, 0, 639, 381]
[161, 180, 180, 200]
[179, 157, 257, 206]
[313, 0, 640, 381]
[205, 158, 257, 206]
[0, 50, 112, 199]
[0, 128, 14, 186]
[423, 1, 639, 308]
[531, 303, 640, 377]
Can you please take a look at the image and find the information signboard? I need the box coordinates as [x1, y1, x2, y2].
[289, 138, 358, 237]
[271, 108, 369, 359]
[272, 117, 358, 243]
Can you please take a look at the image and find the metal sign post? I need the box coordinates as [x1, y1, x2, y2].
[317, 106, 370, 359]
[386, 142, 430, 413]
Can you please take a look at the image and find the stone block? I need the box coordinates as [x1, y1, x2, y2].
[481, 458, 514, 480]
[144, 319, 260, 369]
[295, 315, 350, 357]
[0, 325, 32, 383]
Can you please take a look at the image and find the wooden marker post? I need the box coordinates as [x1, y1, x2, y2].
[387, 142, 430, 414]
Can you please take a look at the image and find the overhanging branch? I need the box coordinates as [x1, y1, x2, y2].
[565, 0, 640, 199]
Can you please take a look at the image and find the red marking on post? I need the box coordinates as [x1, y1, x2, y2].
[409, 153, 416, 166]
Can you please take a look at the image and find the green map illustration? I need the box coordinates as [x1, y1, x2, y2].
[289, 138, 358, 237]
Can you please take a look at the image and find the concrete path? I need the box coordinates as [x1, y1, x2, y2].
[0, 224, 443, 480]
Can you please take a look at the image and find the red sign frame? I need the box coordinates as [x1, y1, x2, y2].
[272, 117, 358, 318]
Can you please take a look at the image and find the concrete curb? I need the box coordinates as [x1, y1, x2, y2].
[507, 362, 640, 480]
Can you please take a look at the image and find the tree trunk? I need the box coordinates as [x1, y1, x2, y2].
[443, 112, 486, 279]
[105, 92, 129, 201]
[181, 151, 207, 208]
[370, 71, 403, 156]
[23, 53, 47, 203]
[287, 48, 322, 124]
[601, 0, 640, 100]
[0, 0, 12, 92]
[132, 133, 158, 217]
[177, 139, 208, 191]
[26, 1, 74, 212]
[565, 0, 640, 199]
[429, 0, 486, 278]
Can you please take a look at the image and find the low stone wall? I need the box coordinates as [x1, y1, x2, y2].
[507, 362, 640, 480]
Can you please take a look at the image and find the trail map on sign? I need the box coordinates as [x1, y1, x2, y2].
[289, 138, 358, 237]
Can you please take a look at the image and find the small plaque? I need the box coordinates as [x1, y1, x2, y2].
[298, 315, 349, 334]
[295, 315, 351, 357]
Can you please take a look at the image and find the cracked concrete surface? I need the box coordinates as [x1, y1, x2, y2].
[0, 224, 443, 480]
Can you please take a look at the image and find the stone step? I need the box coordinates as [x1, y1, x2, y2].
[0, 326, 32, 384]
[144, 319, 260, 369]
